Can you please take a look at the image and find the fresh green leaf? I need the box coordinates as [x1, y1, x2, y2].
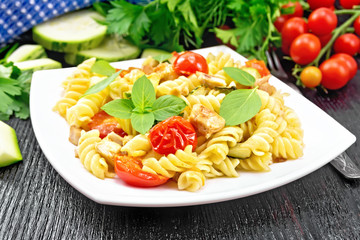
[0, 90, 14, 113]
[101, 99, 134, 119]
[214, 27, 239, 48]
[91, 60, 115, 76]
[153, 53, 173, 63]
[82, 71, 121, 97]
[131, 75, 156, 112]
[152, 95, 187, 121]
[223, 67, 256, 86]
[219, 88, 261, 126]
[131, 111, 155, 134]
[129, 9, 151, 44]
[0, 78, 22, 96]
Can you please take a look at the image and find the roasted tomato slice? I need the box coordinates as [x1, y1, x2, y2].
[88, 111, 127, 139]
[173, 51, 209, 76]
[148, 116, 197, 155]
[115, 155, 169, 187]
[245, 59, 271, 77]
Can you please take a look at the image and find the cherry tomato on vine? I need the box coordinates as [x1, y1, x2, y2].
[282, 2, 303, 18]
[115, 155, 169, 187]
[308, 8, 337, 36]
[339, 0, 360, 9]
[290, 33, 321, 65]
[88, 111, 127, 139]
[148, 116, 197, 155]
[281, 17, 308, 55]
[274, 15, 289, 33]
[333, 33, 360, 56]
[173, 51, 208, 76]
[354, 16, 360, 36]
[320, 58, 350, 90]
[319, 33, 333, 47]
[300, 66, 322, 88]
[307, 0, 335, 10]
[331, 53, 358, 79]
[245, 59, 271, 77]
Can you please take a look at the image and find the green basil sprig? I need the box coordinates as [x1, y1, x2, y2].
[102, 75, 187, 134]
[220, 67, 262, 125]
[91, 60, 116, 76]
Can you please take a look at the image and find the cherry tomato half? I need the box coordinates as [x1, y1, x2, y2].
[333, 33, 360, 56]
[307, 0, 335, 10]
[308, 8, 337, 36]
[173, 51, 208, 76]
[320, 58, 350, 90]
[115, 155, 169, 187]
[149, 116, 197, 155]
[353, 16, 360, 37]
[290, 33, 321, 65]
[331, 53, 358, 80]
[300, 66, 322, 88]
[281, 17, 308, 55]
[282, 2, 303, 18]
[88, 111, 127, 139]
[245, 59, 271, 77]
[339, 0, 360, 9]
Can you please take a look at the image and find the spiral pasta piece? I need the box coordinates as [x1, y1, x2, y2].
[121, 134, 152, 157]
[213, 157, 240, 177]
[272, 136, 303, 160]
[182, 93, 225, 119]
[77, 130, 113, 179]
[156, 74, 202, 97]
[117, 118, 137, 136]
[237, 152, 273, 172]
[177, 170, 205, 192]
[142, 145, 199, 178]
[258, 89, 283, 116]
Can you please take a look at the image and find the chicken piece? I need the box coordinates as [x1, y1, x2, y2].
[95, 139, 122, 167]
[196, 72, 227, 88]
[154, 62, 179, 81]
[189, 104, 225, 139]
[69, 125, 82, 146]
[254, 75, 275, 95]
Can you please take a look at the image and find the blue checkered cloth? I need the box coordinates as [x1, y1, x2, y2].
[0, 0, 152, 47]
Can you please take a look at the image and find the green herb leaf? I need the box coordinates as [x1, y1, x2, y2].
[219, 88, 261, 126]
[91, 60, 116, 76]
[131, 111, 155, 134]
[223, 67, 256, 86]
[152, 95, 187, 121]
[153, 53, 173, 63]
[82, 71, 120, 97]
[101, 99, 134, 119]
[131, 75, 156, 112]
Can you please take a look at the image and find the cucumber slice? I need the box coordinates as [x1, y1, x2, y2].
[241, 67, 261, 79]
[14, 58, 62, 71]
[64, 36, 141, 65]
[6, 44, 47, 63]
[0, 121, 22, 167]
[33, 10, 107, 53]
[141, 48, 171, 58]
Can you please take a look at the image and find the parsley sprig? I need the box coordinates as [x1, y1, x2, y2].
[101, 75, 187, 134]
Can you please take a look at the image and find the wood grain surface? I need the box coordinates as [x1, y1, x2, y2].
[1, 37, 360, 240]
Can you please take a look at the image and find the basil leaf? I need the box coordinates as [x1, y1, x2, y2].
[101, 99, 134, 119]
[131, 75, 156, 112]
[153, 53, 173, 63]
[152, 95, 187, 121]
[131, 111, 155, 134]
[91, 60, 116, 76]
[219, 88, 261, 126]
[223, 67, 256, 86]
[82, 71, 120, 97]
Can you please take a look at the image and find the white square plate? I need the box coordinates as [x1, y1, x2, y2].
[30, 46, 356, 207]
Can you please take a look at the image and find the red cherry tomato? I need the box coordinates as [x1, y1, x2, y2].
[88, 111, 127, 139]
[173, 51, 208, 76]
[331, 53, 358, 80]
[308, 8, 337, 36]
[339, 0, 360, 9]
[115, 155, 169, 187]
[307, 0, 335, 10]
[281, 17, 308, 55]
[354, 16, 360, 36]
[274, 15, 289, 33]
[282, 2, 303, 18]
[333, 33, 360, 56]
[149, 116, 197, 155]
[320, 58, 350, 90]
[290, 33, 321, 65]
[245, 59, 271, 77]
[319, 33, 333, 47]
